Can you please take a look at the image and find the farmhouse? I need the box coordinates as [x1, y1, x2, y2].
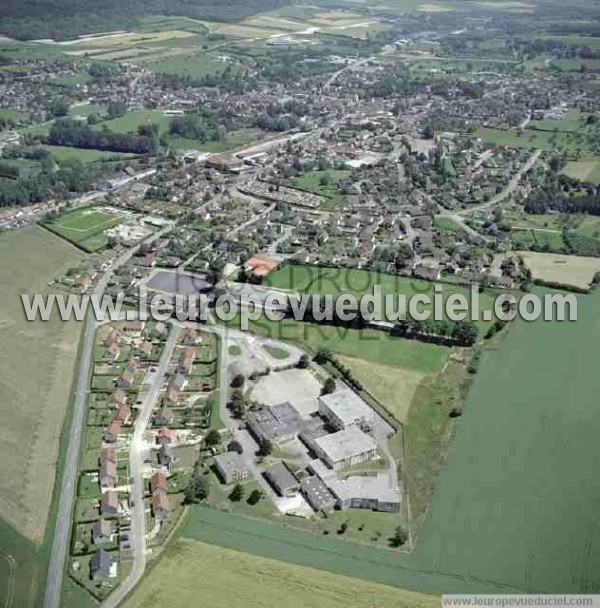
[213, 453, 249, 484]
[318, 388, 374, 431]
[264, 462, 299, 497]
[313, 426, 378, 472]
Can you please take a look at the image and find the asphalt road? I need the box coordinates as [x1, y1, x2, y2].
[102, 326, 180, 608]
[43, 225, 175, 608]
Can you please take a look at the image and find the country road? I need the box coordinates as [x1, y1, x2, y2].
[102, 326, 180, 608]
[43, 224, 175, 608]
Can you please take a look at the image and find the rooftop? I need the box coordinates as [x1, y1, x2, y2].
[313, 426, 378, 464]
[319, 388, 374, 427]
[328, 473, 401, 505]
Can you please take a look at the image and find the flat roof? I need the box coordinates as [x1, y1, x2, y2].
[301, 476, 336, 510]
[328, 473, 401, 505]
[319, 388, 374, 426]
[213, 452, 247, 476]
[264, 462, 298, 493]
[314, 426, 377, 463]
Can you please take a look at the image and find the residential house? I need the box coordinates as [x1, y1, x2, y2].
[155, 426, 177, 446]
[137, 341, 153, 359]
[158, 444, 174, 468]
[100, 491, 118, 515]
[90, 549, 116, 579]
[179, 347, 195, 374]
[152, 493, 169, 520]
[151, 471, 168, 495]
[91, 519, 114, 544]
[104, 420, 122, 443]
[181, 327, 198, 345]
[104, 341, 120, 362]
[109, 389, 127, 409]
[99, 459, 117, 488]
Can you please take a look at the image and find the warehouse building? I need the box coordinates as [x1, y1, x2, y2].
[313, 426, 378, 472]
[300, 476, 336, 512]
[247, 402, 305, 445]
[213, 452, 250, 484]
[328, 473, 401, 512]
[318, 388, 375, 431]
[264, 462, 299, 497]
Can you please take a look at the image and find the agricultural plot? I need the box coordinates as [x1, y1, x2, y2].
[562, 158, 600, 183]
[43, 207, 123, 252]
[0, 227, 84, 544]
[518, 251, 600, 289]
[123, 538, 440, 608]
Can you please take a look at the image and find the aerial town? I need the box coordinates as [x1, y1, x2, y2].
[1, 0, 600, 607]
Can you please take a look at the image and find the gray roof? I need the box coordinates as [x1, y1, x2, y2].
[247, 402, 305, 443]
[90, 549, 114, 577]
[213, 452, 247, 479]
[313, 426, 378, 464]
[301, 476, 336, 511]
[264, 462, 298, 495]
[328, 473, 401, 506]
[318, 388, 374, 427]
[92, 519, 113, 538]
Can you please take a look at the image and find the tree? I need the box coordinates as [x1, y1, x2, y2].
[204, 429, 221, 447]
[229, 388, 246, 419]
[227, 440, 243, 454]
[184, 474, 209, 504]
[247, 489, 263, 505]
[257, 438, 273, 457]
[452, 321, 478, 346]
[314, 349, 331, 364]
[230, 373, 245, 388]
[390, 525, 407, 548]
[229, 483, 244, 502]
[321, 377, 336, 395]
[297, 354, 309, 369]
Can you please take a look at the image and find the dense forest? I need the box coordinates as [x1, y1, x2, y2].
[1, 0, 290, 40]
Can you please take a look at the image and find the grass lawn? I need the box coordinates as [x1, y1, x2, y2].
[562, 158, 600, 183]
[287, 169, 351, 210]
[262, 344, 290, 359]
[220, 313, 449, 374]
[43, 206, 122, 251]
[94, 109, 172, 135]
[433, 216, 460, 231]
[123, 538, 439, 608]
[518, 251, 600, 289]
[150, 54, 229, 79]
[44, 145, 136, 163]
[168, 127, 267, 153]
[337, 356, 425, 423]
[264, 264, 498, 334]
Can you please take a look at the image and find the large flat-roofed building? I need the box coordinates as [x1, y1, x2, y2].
[247, 402, 305, 445]
[213, 452, 249, 484]
[328, 473, 401, 512]
[318, 388, 375, 431]
[313, 426, 378, 472]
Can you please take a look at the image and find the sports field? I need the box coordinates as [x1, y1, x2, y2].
[123, 538, 439, 608]
[43, 206, 122, 251]
[188, 289, 600, 595]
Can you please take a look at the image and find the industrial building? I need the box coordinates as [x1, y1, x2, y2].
[264, 462, 299, 497]
[300, 476, 336, 512]
[318, 388, 375, 431]
[328, 474, 401, 512]
[312, 426, 378, 472]
[246, 402, 305, 445]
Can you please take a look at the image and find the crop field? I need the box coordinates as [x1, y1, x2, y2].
[264, 264, 499, 333]
[518, 251, 600, 289]
[43, 206, 123, 251]
[123, 538, 440, 608]
[190, 289, 600, 596]
[0, 227, 84, 544]
[512, 227, 565, 251]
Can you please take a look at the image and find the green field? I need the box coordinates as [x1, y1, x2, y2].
[43, 206, 122, 251]
[123, 538, 439, 608]
[94, 109, 172, 135]
[562, 158, 600, 183]
[264, 264, 498, 333]
[221, 313, 449, 374]
[44, 145, 136, 163]
[188, 288, 600, 594]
